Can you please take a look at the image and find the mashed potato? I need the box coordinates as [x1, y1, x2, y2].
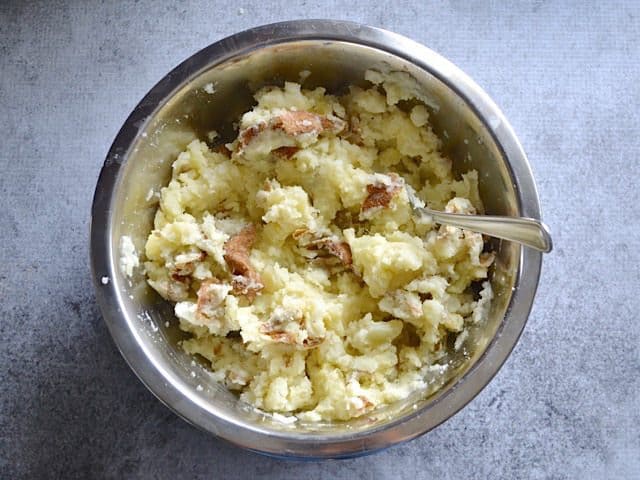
[143, 72, 494, 422]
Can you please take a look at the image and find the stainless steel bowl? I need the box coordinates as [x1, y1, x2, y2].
[91, 20, 543, 459]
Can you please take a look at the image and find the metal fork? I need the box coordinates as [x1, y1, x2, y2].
[405, 185, 553, 253]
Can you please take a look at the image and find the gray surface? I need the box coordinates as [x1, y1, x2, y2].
[1, 1, 638, 478]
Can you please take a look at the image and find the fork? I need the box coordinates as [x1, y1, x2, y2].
[405, 185, 553, 253]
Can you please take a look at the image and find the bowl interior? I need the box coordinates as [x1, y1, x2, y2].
[105, 40, 520, 438]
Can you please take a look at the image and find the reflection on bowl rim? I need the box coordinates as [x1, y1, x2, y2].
[90, 19, 543, 459]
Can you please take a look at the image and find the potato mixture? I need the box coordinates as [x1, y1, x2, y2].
[144, 71, 494, 422]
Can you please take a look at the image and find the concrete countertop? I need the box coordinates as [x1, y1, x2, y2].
[1, 1, 638, 478]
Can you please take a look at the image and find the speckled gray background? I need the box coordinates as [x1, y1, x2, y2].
[1, 1, 638, 478]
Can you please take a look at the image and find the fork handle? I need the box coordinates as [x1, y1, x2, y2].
[426, 210, 553, 253]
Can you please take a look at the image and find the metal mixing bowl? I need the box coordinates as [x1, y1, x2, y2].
[91, 20, 543, 459]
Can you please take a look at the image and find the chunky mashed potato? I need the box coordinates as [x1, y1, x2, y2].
[143, 72, 494, 422]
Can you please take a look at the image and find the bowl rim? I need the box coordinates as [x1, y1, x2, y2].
[90, 19, 543, 459]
